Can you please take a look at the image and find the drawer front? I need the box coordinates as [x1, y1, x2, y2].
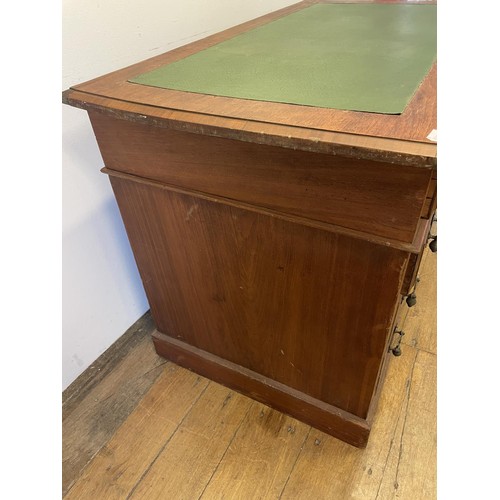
[401, 250, 425, 296]
[420, 173, 437, 219]
[90, 111, 432, 244]
[401, 212, 436, 295]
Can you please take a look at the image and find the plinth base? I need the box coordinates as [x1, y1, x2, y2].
[152, 329, 371, 448]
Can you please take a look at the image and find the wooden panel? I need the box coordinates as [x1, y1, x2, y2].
[108, 174, 408, 419]
[421, 197, 433, 218]
[427, 177, 437, 198]
[401, 251, 424, 296]
[91, 111, 431, 243]
[420, 175, 437, 219]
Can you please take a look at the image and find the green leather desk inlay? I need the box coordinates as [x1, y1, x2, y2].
[129, 4, 436, 114]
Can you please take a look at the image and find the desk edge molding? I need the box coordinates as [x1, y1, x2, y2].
[63, 89, 437, 168]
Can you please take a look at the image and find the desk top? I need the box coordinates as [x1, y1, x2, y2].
[63, 0, 437, 167]
[129, 4, 436, 115]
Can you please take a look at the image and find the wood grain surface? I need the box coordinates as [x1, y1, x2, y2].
[90, 111, 431, 243]
[374, 349, 436, 499]
[102, 166, 431, 254]
[152, 330, 371, 447]
[198, 403, 310, 499]
[128, 383, 253, 500]
[109, 173, 409, 420]
[64, 366, 210, 500]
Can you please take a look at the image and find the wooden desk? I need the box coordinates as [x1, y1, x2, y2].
[63, 0, 436, 447]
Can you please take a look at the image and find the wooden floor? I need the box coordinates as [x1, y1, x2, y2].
[62, 247, 436, 500]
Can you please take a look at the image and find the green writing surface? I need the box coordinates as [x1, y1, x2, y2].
[129, 4, 436, 114]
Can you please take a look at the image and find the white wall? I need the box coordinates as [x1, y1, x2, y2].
[62, 0, 298, 389]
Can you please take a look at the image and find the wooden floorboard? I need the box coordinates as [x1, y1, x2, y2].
[65, 366, 209, 499]
[199, 403, 311, 499]
[375, 350, 436, 500]
[128, 382, 253, 500]
[279, 347, 419, 499]
[62, 312, 165, 495]
[63, 248, 437, 499]
[402, 247, 437, 354]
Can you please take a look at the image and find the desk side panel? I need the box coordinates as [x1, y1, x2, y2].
[108, 174, 407, 418]
[89, 111, 431, 244]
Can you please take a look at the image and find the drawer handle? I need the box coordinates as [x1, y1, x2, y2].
[428, 235, 437, 253]
[406, 292, 417, 307]
[390, 328, 405, 357]
[428, 213, 437, 252]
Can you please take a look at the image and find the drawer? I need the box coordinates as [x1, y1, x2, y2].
[401, 212, 436, 295]
[90, 110, 432, 244]
[366, 294, 406, 422]
[420, 172, 437, 219]
[401, 250, 425, 296]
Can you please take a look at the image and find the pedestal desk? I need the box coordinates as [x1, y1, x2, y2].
[63, 0, 437, 447]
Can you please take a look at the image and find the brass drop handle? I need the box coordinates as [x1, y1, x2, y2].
[406, 292, 417, 307]
[428, 213, 437, 252]
[390, 329, 405, 357]
[429, 235, 437, 253]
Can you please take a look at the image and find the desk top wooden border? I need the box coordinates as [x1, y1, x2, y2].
[63, 0, 437, 167]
